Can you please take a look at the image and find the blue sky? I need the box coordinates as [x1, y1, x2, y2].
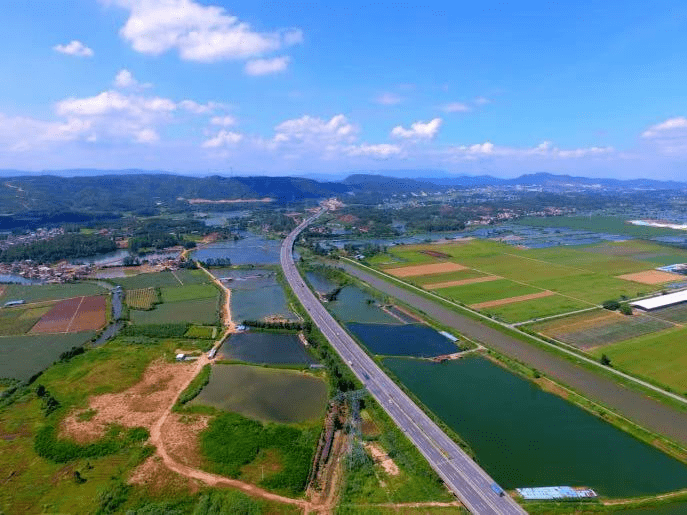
[1, 0, 687, 178]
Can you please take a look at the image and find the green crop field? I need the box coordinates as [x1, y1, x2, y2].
[124, 287, 159, 310]
[591, 326, 687, 392]
[130, 297, 218, 325]
[651, 304, 687, 324]
[160, 283, 219, 303]
[411, 269, 489, 286]
[185, 325, 217, 339]
[0, 332, 95, 381]
[173, 268, 211, 284]
[0, 283, 106, 304]
[384, 248, 440, 266]
[111, 271, 184, 289]
[191, 364, 328, 424]
[436, 279, 542, 305]
[483, 296, 591, 324]
[0, 305, 53, 336]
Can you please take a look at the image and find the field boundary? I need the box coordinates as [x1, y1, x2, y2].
[343, 258, 687, 408]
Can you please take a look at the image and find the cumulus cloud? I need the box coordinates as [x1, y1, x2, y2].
[53, 40, 94, 57]
[105, 0, 303, 63]
[375, 93, 403, 106]
[274, 114, 358, 145]
[202, 130, 243, 148]
[0, 113, 92, 152]
[391, 118, 442, 140]
[178, 100, 226, 114]
[641, 117, 687, 155]
[114, 69, 151, 89]
[446, 140, 613, 161]
[442, 102, 471, 113]
[245, 56, 290, 76]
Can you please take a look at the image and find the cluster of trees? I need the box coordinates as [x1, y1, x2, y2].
[198, 257, 231, 267]
[35, 385, 60, 416]
[0, 233, 116, 263]
[602, 299, 633, 315]
[241, 319, 305, 331]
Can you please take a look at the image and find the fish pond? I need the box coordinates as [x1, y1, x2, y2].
[219, 332, 316, 365]
[213, 268, 297, 322]
[192, 364, 328, 424]
[192, 233, 281, 265]
[347, 323, 458, 357]
[383, 356, 687, 498]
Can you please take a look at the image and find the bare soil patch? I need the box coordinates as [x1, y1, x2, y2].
[60, 360, 199, 443]
[30, 297, 80, 333]
[470, 290, 555, 309]
[617, 270, 684, 285]
[160, 412, 209, 468]
[365, 442, 399, 476]
[129, 455, 202, 495]
[424, 275, 500, 290]
[387, 262, 467, 278]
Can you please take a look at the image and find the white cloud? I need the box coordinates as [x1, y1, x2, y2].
[442, 102, 471, 113]
[114, 69, 152, 89]
[106, 0, 303, 63]
[642, 117, 687, 138]
[375, 93, 403, 106]
[210, 115, 237, 127]
[0, 113, 93, 152]
[274, 114, 358, 144]
[391, 118, 442, 140]
[202, 130, 243, 148]
[446, 140, 613, 161]
[135, 128, 160, 143]
[245, 56, 291, 76]
[56, 90, 176, 117]
[179, 100, 226, 114]
[347, 143, 402, 158]
[53, 40, 94, 57]
[474, 96, 491, 106]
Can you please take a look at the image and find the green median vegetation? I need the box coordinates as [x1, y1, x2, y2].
[176, 364, 211, 407]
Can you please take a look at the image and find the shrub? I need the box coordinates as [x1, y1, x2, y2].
[619, 303, 633, 316]
[602, 300, 620, 311]
[176, 365, 211, 406]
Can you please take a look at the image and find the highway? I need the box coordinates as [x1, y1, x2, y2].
[281, 211, 527, 515]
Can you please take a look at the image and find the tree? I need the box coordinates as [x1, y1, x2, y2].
[619, 303, 633, 316]
[602, 300, 620, 311]
[600, 354, 612, 366]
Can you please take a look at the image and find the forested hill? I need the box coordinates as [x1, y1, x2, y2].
[0, 174, 349, 214]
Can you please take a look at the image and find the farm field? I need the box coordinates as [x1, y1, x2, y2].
[111, 270, 188, 289]
[0, 282, 106, 304]
[529, 309, 675, 349]
[191, 364, 328, 424]
[160, 283, 218, 303]
[379, 238, 672, 321]
[590, 326, 687, 392]
[184, 324, 217, 339]
[129, 297, 218, 325]
[30, 295, 107, 333]
[651, 303, 687, 324]
[0, 331, 95, 381]
[125, 287, 159, 310]
[0, 304, 53, 335]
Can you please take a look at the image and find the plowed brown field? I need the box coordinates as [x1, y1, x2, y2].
[31, 295, 106, 333]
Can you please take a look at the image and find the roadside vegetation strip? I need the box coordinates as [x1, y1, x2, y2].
[342, 259, 687, 418]
[176, 363, 211, 406]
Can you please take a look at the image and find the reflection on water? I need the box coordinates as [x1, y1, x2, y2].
[384, 356, 687, 497]
[192, 233, 281, 265]
[219, 332, 316, 365]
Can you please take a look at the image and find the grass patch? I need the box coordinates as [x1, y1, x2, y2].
[436, 279, 541, 305]
[185, 325, 217, 339]
[483, 295, 592, 323]
[517, 215, 687, 239]
[200, 411, 318, 495]
[176, 364, 211, 406]
[111, 271, 185, 290]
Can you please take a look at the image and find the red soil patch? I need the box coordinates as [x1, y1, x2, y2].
[30, 295, 106, 333]
[60, 360, 200, 443]
[617, 270, 684, 285]
[387, 262, 467, 278]
[424, 275, 500, 290]
[470, 290, 555, 309]
[337, 214, 358, 224]
[420, 250, 451, 259]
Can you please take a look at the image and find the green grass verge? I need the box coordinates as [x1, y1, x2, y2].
[176, 364, 211, 406]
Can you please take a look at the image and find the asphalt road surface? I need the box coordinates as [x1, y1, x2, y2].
[339, 261, 687, 447]
[282, 213, 527, 515]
